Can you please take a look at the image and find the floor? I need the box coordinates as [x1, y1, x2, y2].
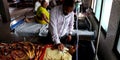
[72, 40, 94, 60]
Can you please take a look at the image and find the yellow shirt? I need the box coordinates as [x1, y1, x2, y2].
[36, 6, 49, 24]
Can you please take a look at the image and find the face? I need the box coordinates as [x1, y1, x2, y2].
[63, 6, 74, 15]
[43, 1, 49, 8]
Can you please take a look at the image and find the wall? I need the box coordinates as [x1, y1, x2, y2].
[98, 0, 120, 60]
[82, 0, 92, 8]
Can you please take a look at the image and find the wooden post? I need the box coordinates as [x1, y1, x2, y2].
[0, 0, 10, 23]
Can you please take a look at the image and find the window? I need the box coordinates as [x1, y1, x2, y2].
[91, 0, 94, 9]
[92, 0, 113, 33]
[117, 35, 120, 54]
[100, 0, 113, 32]
[92, 0, 97, 13]
[95, 0, 102, 21]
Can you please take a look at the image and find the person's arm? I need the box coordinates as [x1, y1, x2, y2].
[67, 12, 74, 42]
[41, 13, 49, 23]
[49, 8, 61, 44]
[69, 12, 74, 35]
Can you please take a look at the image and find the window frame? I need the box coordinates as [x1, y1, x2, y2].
[113, 19, 120, 60]
[92, 0, 113, 36]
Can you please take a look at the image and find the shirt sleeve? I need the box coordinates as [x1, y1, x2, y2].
[68, 12, 74, 35]
[49, 7, 61, 44]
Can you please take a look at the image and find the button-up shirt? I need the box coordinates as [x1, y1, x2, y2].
[49, 5, 74, 44]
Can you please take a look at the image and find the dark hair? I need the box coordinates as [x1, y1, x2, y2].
[41, 0, 46, 6]
[63, 0, 75, 7]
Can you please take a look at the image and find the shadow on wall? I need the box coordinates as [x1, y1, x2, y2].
[0, 21, 13, 42]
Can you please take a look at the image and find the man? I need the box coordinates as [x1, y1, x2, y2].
[49, 0, 75, 51]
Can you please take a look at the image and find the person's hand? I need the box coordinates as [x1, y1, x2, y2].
[69, 45, 76, 54]
[57, 43, 64, 51]
[52, 43, 64, 51]
[67, 35, 72, 42]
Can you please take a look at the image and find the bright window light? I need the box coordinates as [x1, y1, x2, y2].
[101, 0, 113, 32]
[117, 35, 120, 54]
[95, 0, 102, 21]
[93, 0, 97, 13]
